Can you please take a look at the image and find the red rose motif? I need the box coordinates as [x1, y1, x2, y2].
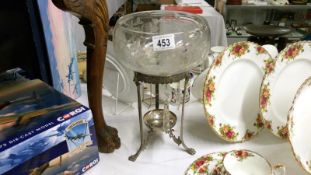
[286, 48, 294, 58]
[205, 77, 215, 105]
[230, 43, 249, 57]
[226, 131, 234, 139]
[234, 45, 242, 53]
[212, 167, 222, 175]
[198, 166, 207, 173]
[277, 126, 288, 139]
[283, 44, 303, 60]
[257, 46, 265, 54]
[253, 114, 264, 129]
[214, 52, 224, 67]
[234, 150, 253, 161]
[265, 120, 272, 130]
[219, 124, 238, 140]
[264, 58, 275, 74]
[260, 84, 270, 112]
[195, 160, 205, 168]
[208, 116, 215, 126]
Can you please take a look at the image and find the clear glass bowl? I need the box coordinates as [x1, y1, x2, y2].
[113, 10, 211, 76]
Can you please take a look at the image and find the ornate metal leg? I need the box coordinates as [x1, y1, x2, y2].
[168, 128, 182, 145]
[179, 75, 196, 155]
[129, 80, 147, 161]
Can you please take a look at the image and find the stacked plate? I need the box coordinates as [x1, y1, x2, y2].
[202, 41, 311, 173]
[260, 41, 311, 139]
[288, 76, 311, 174]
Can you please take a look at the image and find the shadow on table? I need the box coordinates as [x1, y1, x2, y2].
[251, 129, 286, 145]
[186, 118, 227, 144]
[186, 117, 286, 146]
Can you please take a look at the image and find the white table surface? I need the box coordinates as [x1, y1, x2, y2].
[77, 83, 308, 175]
[162, 2, 228, 47]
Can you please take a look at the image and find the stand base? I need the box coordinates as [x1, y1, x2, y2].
[128, 128, 195, 162]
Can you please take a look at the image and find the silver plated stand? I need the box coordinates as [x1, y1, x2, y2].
[129, 72, 196, 162]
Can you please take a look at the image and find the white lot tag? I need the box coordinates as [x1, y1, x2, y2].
[152, 34, 176, 51]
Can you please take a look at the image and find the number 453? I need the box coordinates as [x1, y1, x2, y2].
[157, 38, 171, 47]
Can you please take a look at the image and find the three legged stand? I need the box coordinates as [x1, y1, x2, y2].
[129, 72, 196, 161]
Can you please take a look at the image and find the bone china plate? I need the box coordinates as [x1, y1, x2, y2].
[288, 76, 311, 174]
[203, 41, 271, 142]
[260, 41, 311, 138]
[185, 152, 226, 175]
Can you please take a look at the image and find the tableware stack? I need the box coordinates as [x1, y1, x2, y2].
[200, 40, 311, 173]
[185, 149, 285, 175]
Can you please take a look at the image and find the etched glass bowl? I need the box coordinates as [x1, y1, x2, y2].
[113, 10, 211, 76]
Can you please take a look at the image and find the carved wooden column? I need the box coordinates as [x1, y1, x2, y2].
[52, 0, 120, 153]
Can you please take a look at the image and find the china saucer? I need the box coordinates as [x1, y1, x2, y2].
[223, 150, 285, 175]
[185, 152, 226, 175]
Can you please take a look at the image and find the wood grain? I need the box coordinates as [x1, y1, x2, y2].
[52, 0, 121, 153]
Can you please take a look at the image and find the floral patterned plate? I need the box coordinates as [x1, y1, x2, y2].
[203, 41, 270, 142]
[223, 150, 285, 175]
[288, 77, 311, 174]
[185, 152, 226, 175]
[260, 41, 311, 138]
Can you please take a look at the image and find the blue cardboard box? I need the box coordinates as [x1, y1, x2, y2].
[0, 79, 99, 175]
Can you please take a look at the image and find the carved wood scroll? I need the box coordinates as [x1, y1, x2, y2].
[52, 0, 120, 153]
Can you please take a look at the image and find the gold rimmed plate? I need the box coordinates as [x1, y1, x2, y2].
[203, 41, 271, 142]
[260, 41, 311, 138]
[288, 76, 311, 174]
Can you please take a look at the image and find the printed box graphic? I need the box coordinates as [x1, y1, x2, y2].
[0, 79, 99, 175]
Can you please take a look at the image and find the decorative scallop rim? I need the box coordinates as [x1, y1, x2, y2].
[260, 41, 311, 139]
[288, 76, 311, 174]
[203, 41, 270, 142]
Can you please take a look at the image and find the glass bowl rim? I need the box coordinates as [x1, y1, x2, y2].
[114, 10, 208, 35]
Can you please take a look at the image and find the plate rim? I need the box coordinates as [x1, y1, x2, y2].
[203, 41, 270, 142]
[260, 41, 311, 139]
[288, 76, 311, 174]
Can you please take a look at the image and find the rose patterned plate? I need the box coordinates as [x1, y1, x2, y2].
[185, 152, 226, 175]
[260, 41, 311, 138]
[203, 41, 270, 142]
[288, 76, 311, 174]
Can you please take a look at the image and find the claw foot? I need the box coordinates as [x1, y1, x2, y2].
[185, 148, 196, 155]
[96, 125, 121, 153]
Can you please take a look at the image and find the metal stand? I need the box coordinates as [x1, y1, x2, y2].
[128, 72, 196, 162]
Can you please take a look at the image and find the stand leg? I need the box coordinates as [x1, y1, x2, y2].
[155, 84, 159, 109]
[129, 81, 146, 161]
[179, 75, 196, 155]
